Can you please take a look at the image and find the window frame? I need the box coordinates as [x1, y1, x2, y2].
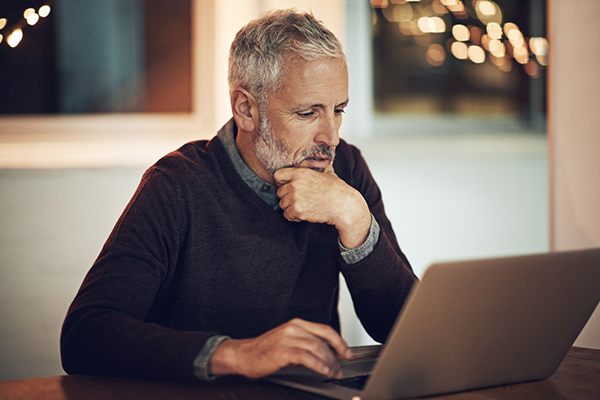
[0, 0, 218, 167]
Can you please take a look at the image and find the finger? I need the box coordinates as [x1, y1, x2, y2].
[286, 347, 343, 379]
[291, 319, 353, 360]
[276, 181, 291, 200]
[273, 167, 295, 186]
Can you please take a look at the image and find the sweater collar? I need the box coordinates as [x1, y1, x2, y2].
[217, 119, 280, 209]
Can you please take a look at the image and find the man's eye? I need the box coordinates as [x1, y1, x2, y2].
[335, 109, 345, 115]
[298, 111, 315, 118]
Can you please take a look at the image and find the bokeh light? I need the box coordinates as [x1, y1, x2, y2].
[451, 41, 468, 59]
[23, 8, 36, 19]
[7, 28, 23, 48]
[452, 24, 470, 41]
[468, 45, 486, 63]
[426, 43, 446, 66]
[39, 6, 52, 18]
[27, 13, 40, 26]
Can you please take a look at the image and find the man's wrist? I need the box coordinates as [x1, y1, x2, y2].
[339, 214, 380, 264]
[193, 335, 231, 381]
[336, 194, 371, 249]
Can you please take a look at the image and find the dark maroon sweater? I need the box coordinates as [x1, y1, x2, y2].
[60, 134, 416, 381]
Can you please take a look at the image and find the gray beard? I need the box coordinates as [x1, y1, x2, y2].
[254, 113, 336, 176]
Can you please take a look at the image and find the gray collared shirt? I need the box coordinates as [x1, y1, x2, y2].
[193, 120, 380, 380]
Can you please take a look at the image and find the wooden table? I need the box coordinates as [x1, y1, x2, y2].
[0, 347, 598, 400]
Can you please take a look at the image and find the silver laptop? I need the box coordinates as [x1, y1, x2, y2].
[265, 248, 600, 400]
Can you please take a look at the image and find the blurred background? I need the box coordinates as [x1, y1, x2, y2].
[0, 0, 598, 381]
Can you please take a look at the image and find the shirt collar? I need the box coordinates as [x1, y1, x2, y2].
[217, 119, 280, 209]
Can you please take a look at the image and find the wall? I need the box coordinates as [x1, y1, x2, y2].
[549, 0, 600, 349]
[0, 167, 146, 380]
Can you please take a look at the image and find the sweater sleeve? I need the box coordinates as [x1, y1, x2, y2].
[337, 144, 418, 344]
[60, 168, 212, 382]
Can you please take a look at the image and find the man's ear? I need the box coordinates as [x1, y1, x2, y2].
[231, 88, 259, 133]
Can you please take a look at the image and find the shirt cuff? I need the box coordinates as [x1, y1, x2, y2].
[339, 214, 380, 264]
[193, 335, 231, 381]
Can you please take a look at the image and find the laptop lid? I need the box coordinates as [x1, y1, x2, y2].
[266, 248, 600, 400]
[362, 248, 600, 399]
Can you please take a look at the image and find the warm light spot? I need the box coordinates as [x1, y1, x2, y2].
[26, 13, 40, 26]
[386, 3, 413, 22]
[0, 18, 6, 30]
[417, 17, 446, 33]
[39, 5, 51, 18]
[432, 0, 448, 14]
[426, 43, 446, 66]
[481, 34, 491, 50]
[398, 20, 421, 36]
[441, 0, 459, 5]
[486, 22, 502, 40]
[406, 0, 421, 2]
[529, 37, 548, 56]
[507, 29, 524, 47]
[503, 22, 519, 37]
[537, 54, 548, 66]
[7, 28, 23, 48]
[451, 41, 468, 59]
[488, 39, 505, 57]
[430, 17, 446, 33]
[446, 0, 465, 12]
[513, 45, 529, 64]
[468, 45, 486, 63]
[469, 26, 483, 44]
[475, 0, 502, 25]
[0, 34, 3, 44]
[524, 61, 539, 78]
[371, 0, 389, 8]
[24, 8, 36, 19]
[477, 1, 496, 16]
[452, 24, 470, 41]
[504, 40, 514, 58]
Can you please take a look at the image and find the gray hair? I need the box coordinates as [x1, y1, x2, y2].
[228, 9, 345, 106]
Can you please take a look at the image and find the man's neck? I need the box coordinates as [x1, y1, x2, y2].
[217, 119, 280, 209]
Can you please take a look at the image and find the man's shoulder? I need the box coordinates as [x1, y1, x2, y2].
[155, 136, 223, 171]
[143, 136, 230, 188]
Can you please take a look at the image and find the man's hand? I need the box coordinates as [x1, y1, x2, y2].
[210, 318, 353, 379]
[274, 164, 371, 249]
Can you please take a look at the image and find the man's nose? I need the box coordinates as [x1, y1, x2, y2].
[315, 114, 340, 147]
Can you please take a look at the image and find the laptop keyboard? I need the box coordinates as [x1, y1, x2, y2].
[325, 374, 370, 390]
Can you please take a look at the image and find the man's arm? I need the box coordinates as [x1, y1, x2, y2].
[60, 168, 211, 382]
[62, 165, 353, 382]
[274, 145, 417, 343]
[210, 319, 353, 379]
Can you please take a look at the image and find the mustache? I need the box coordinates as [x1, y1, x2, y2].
[298, 145, 336, 163]
[279, 145, 336, 172]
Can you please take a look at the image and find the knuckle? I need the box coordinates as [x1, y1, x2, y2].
[282, 323, 299, 336]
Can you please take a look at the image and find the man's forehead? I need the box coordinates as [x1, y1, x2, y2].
[275, 58, 348, 99]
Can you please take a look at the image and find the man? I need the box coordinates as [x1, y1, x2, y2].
[61, 9, 417, 382]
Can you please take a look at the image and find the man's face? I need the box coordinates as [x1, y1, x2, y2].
[254, 57, 349, 176]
